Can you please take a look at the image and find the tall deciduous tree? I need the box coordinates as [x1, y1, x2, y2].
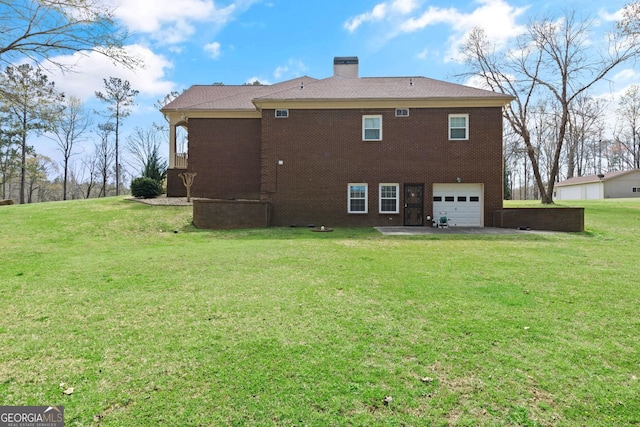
[461, 11, 640, 203]
[95, 122, 114, 197]
[566, 95, 608, 177]
[0, 128, 20, 200]
[0, 0, 140, 72]
[95, 77, 138, 196]
[0, 63, 63, 203]
[614, 85, 640, 169]
[48, 95, 91, 200]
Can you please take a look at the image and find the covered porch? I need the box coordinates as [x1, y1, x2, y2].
[166, 113, 189, 197]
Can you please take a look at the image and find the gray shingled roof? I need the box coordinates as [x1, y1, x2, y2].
[256, 76, 512, 101]
[162, 76, 318, 111]
[555, 169, 637, 186]
[162, 75, 512, 112]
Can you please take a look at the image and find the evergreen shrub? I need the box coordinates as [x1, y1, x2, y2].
[131, 177, 163, 198]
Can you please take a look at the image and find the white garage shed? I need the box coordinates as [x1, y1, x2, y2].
[554, 169, 640, 200]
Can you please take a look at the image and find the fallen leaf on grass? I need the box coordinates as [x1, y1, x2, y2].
[62, 387, 74, 395]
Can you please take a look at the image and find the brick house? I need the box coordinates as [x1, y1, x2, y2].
[161, 57, 513, 228]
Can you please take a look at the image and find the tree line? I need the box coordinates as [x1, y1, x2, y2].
[0, 0, 168, 204]
[0, 64, 167, 204]
[462, 5, 640, 202]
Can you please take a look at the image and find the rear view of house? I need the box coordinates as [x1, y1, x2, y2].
[161, 57, 513, 228]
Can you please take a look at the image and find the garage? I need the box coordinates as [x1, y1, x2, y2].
[432, 184, 483, 227]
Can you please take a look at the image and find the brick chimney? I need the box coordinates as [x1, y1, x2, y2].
[333, 56, 358, 78]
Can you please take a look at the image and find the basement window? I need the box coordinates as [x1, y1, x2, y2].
[395, 108, 410, 117]
[379, 184, 399, 213]
[275, 109, 289, 118]
[348, 183, 368, 213]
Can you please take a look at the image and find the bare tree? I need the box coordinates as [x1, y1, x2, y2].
[25, 154, 57, 203]
[95, 77, 138, 196]
[461, 11, 640, 203]
[0, 129, 20, 200]
[0, 0, 140, 72]
[566, 95, 608, 177]
[613, 85, 640, 169]
[78, 155, 99, 199]
[619, 2, 640, 36]
[95, 122, 114, 197]
[48, 95, 91, 200]
[126, 124, 168, 181]
[0, 63, 64, 203]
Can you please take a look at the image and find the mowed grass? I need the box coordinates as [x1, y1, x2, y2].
[1, 197, 639, 426]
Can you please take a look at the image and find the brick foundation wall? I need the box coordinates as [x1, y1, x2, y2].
[261, 107, 504, 227]
[166, 169, 187, 197]
[192, 199, 270, 229]
[493, 208, 584, 232]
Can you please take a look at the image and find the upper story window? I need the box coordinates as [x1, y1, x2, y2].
[275, 109, 289, 118]
[379, 184, 399, 213]
[348, 183, 368, 213]
[449, 114, 468, 140]
[363, 115, 382, 141]
[395, 108, 410, 117]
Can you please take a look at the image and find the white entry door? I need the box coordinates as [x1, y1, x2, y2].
[432, 184, 483, 227]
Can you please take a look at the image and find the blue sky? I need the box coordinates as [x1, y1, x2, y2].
[31, 0, 638, 167]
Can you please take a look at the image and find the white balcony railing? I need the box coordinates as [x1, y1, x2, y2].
[174, 152, 188, 169]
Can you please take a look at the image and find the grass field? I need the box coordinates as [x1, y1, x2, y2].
[1, 197, 639, 426]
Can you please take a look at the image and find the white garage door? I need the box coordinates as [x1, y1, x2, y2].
[433, 184, 483, 227]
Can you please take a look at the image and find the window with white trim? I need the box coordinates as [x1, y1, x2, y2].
[379, 184, 399, 213]
[348, 183, 368, 213]
[449, 114, 468, 140]
[275, 109, 289, 118]
[363, 115, 382, 141]
[395, 108, 410, 117]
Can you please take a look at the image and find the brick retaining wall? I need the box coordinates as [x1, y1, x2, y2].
[493, 208, 584, 232]
[193, 199, 270, 229]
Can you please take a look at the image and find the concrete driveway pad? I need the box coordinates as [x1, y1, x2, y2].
[375, 226, 552, 235]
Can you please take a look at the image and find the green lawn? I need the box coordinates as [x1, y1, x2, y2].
[1, 197, 639, 426]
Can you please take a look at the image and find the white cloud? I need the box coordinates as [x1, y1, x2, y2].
[204, 42, 222, 59]
[612, 68, 640, 83]
[46, 44, 175, 101]
[105, 0, 257, 45]
[402, 0, 528, 62]
[273, 59, 308, 80]
[346, 0, 527, 62]
[414, 48, 431, 60]
[344, 0, 421, 32]
[600, 5, 625, 22]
